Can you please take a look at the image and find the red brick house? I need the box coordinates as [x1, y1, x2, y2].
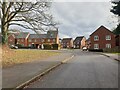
[8, 34, 16, 46]
[8, 33, 19, 46]
[90, 25, 116, 50]
[16, 32, 30, 47]
[73, 36, 86, 49]
[115, 34, 120, 47]
[61, 38, 73, 48]
[28, 30, 59, 48]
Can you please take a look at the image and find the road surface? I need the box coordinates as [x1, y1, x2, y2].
[26, 50, 118, 88]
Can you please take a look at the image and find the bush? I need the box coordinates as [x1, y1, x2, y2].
[43, 44, 52, 50]
[103, 46, 120, 53]
[52, 44, 59, 50]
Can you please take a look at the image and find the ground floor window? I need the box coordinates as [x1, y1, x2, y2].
[106, 44, 111, 48]
[94, 44, 99, 49]
[29, 44, 31, 47]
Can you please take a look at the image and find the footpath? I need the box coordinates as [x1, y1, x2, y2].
[2, 51, 73, 89]
[101, 53, 120, 61]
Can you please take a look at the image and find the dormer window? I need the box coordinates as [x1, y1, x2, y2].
[106, 35, 111, 40]
[94, 35, 99, 41]
[50, 34, 53, 37]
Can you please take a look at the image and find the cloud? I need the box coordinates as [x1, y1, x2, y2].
[51, 2, 118, 39]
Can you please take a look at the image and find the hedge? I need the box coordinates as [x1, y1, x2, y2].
[103, 46, 120, 53]
[43, 44, 59, 50]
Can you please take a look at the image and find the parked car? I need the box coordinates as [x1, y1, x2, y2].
[82, 46, 87, 51]
[10, 45, 18, 49]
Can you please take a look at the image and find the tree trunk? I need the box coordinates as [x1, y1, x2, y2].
[2, 24, 8, 45]
[1, 2, 9, 45]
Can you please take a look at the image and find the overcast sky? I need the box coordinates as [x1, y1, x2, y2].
[9, 1, 118, 39]
[50, 2, 118, 39]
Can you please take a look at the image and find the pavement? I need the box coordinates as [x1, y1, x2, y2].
[101, 53, 120, 61]
[2, 50, 73, 89]
[26, 50, 118, 88]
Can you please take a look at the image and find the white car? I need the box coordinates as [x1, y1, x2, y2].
[10, 45, 18, 49]
[82, 47, 87, 51]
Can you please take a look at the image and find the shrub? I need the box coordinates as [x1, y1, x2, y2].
[52, 44, 59, 50]
[103, 46, 120, 53]
[43, 44, 52, 50]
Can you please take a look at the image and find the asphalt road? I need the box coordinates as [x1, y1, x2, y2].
[26, 50, 118, 88]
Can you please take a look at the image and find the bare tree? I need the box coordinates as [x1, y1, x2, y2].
[1, 1, 57, 44]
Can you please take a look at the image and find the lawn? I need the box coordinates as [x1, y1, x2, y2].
[111, 53, 120, 55]
[2, 49, 60, 68]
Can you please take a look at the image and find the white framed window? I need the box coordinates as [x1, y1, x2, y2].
[94, 35, 99, 41]
[48, 39, 50, 42]
[29, 39, 31, 42]
[106, 44, 111, 48]
[94, 44, 99, 49]
[50, 34, 53, 37]
[34, 39, 37, 42]
[29, 44, 31, 47]
[53, 39, 55, 42]
[106, 35, 111, 40]
[42, 39, 45, 42]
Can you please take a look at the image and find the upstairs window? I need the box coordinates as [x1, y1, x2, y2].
[48, 39, 50, 42]
[34, 39, 37, 42]
[106, 35, 111, 40]
[29, 39, 31, 42]
[53, 39, 55, 42]
[42, 39, 45, 42]
[94, 35, 99, 41]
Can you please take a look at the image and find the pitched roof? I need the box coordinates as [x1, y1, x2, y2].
[74, 36, 84, 42]
[115, 34, 120, 38]
[8, 33, 19, 38]
[85, 38, 90, 42]
[16, 32, 29, 38]
[62, 38, 72, 42]
[90, 25, 114, 36]
[29, 34, 47, 39]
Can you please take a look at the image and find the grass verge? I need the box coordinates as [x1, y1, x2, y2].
[2, 49, 60, 68]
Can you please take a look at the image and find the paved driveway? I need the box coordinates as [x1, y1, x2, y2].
[27, 50, 118, 88]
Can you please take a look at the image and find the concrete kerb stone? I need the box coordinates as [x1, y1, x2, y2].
[100, 53, 120, 62]
[13, 55, 74, 90]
